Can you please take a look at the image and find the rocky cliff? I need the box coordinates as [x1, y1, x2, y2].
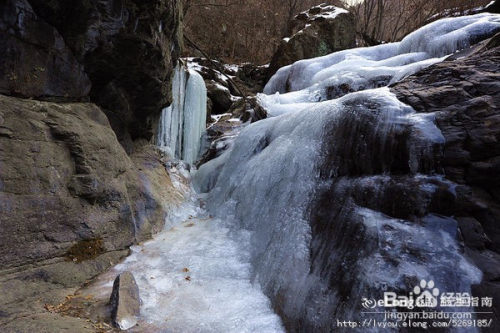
[1, 0, 183, 151]
[0, 0, 182, 331]
[391, 34, 500, 331]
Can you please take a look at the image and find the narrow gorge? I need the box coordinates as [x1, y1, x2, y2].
[1, 1, 500, 333]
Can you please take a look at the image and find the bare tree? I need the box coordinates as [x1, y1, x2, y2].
[182, 0, 492, 64]
[183, 0, 330, 63]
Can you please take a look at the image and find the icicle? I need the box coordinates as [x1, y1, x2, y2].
[157, 63, 207, 165]
[182, 69, 207, 164]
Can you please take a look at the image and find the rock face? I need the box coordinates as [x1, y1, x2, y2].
[266, 4, 356, 80]
[484, 0, 500, 14]
[0, 0, 182, 261]
[1, 0, 183, 150]
[0, 0, 91, 100]
[0, 95, 176, 270]
[190, 58, 267, 115]
[0, 95, 179, 330]
[0, 0, 182, 331]
[110, 272, 140, 330]
[206, 82, 233, 115]
[391, 34, 500, 332]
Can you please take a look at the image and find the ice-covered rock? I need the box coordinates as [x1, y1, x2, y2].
[196, 14, 500, 332]
[263, 13, 500, 102]
[391, 32, 500, 331]
[197, 87, 481, 331]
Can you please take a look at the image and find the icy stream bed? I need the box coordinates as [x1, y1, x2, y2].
[93, 198, 284, 333]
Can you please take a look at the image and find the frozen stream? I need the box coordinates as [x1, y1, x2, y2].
[90, 62, 283, 333]
[93, 196, 284, 333]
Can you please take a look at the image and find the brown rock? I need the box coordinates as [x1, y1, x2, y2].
[206, 82, 233, 114]
[0, 94, 179, 331]
[0, 1, 182, 331]
[0, 94, 178, 270]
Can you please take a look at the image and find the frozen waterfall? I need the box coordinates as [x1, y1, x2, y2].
[195, 13, 500, 332]
[196, 88, 482, 332]
[89, 13, 500, 333]
[158, 63, 207, 165]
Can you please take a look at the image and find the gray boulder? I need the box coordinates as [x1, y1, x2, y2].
[110, 272, 140, 330]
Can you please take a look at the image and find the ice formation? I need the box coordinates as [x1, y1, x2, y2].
[119, 213, 283, 332]
[195, 13, 500, 331]
[197, 88, 482, 330]
[158, 64, 207, 165]
[262, 13, 500, 116]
